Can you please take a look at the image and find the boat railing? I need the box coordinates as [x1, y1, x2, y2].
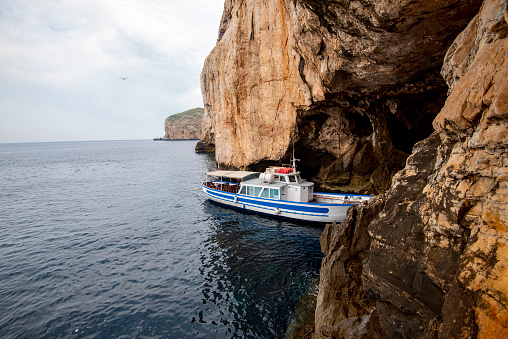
[312, 193, 362, 204]
[205, 181, 240, 194]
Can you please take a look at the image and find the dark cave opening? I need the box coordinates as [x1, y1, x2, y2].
[385, 90, 447, 155]
[348, 110, 373, 139]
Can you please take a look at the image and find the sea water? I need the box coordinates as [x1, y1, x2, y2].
[0, 140, 323, 338]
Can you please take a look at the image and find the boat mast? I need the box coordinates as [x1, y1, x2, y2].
[291, 144, 299, 171]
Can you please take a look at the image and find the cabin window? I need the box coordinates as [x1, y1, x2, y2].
[247, 186, 255, 196]
[260, 188, 269, 198]
[270, 188, 279, 200]
[254, 187, 262, 196]
[289, 175, 297, 182]
[240, 186, 246, 195]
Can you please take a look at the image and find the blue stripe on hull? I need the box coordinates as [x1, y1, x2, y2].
[202, 184, 354, 223]
[206, 188, 329, 213]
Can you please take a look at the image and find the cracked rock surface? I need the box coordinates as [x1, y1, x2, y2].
[315, 0, 508, 337]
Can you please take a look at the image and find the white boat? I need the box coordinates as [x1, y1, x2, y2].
[202, 161, 372, 223]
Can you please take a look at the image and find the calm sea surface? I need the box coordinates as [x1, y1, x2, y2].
[0, 140, 323, 338]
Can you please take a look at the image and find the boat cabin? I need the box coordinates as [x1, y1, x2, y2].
[205, 167, 314, 203]
[238, 181, 287, 200]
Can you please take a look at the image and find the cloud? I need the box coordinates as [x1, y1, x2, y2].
[0, 0, 224, 142]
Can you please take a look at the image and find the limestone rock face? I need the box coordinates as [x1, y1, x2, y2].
[314, 0, 508, 337]
[199, 0, 482, 193]
[200, 0, 305, 168]
[164, 108, 204, 140]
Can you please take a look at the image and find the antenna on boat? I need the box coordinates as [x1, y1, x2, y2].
[291, 143, 299, 171]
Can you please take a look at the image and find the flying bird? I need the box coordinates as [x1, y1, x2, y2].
[119, 77, 128, 80]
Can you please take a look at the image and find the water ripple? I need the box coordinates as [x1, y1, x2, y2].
[0, 141, 323, 338]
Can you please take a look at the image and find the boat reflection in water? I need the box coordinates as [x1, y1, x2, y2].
[199, 200, 323, 337]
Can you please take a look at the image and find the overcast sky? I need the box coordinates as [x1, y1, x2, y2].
[0, 0, 224, 143]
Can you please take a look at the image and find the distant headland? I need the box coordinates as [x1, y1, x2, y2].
[154, 108, 204, 141]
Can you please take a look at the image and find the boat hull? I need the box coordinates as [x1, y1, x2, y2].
[202, 184, 356, 223]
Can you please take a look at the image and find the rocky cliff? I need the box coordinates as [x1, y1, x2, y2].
[199, 0, 508, 337]
[315, 0, 508, 337]
[198, 0, 482, 193]
[164, 108, 204, 140]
